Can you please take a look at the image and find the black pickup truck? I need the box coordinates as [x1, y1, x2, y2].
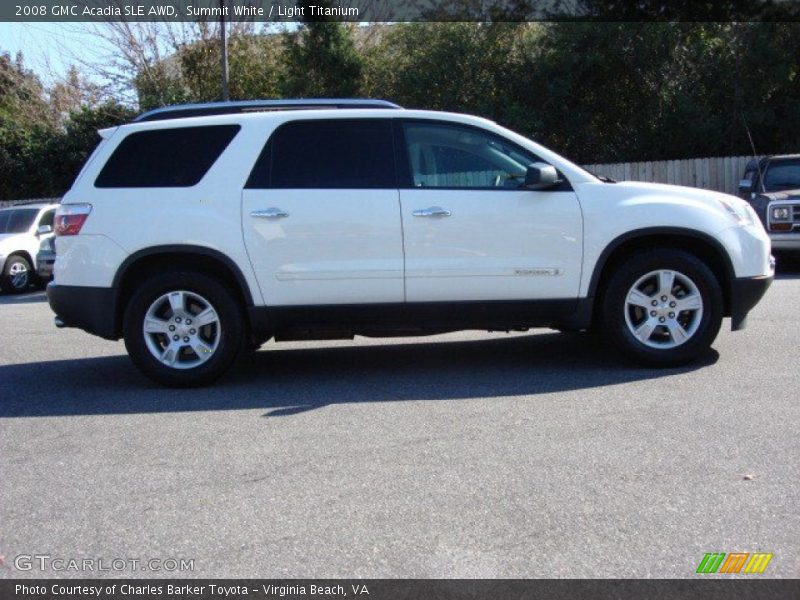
[739, 154, 800, 251]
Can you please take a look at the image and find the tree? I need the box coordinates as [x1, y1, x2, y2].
[0, 51, 56, 199]
[0, 51, 53, 128]
[36, 102, 136, 197]
[49, 65, 104, 125]
[279, 3, 363, 97]
[176, 34, 284, 104]
[363, 23, 525, 120]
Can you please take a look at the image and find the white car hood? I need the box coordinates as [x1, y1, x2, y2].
[608, 180, 745, 209]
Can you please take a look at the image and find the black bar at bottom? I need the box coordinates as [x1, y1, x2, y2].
[2, 579, 798, 600]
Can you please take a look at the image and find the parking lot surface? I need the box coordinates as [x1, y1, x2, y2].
[1, 266, 799, 578]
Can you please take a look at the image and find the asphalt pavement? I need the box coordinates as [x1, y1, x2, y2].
[1, 262, 798, 578]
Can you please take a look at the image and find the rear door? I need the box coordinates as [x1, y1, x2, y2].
[242, 119, 404, 306]
[396, 119, 583, 303]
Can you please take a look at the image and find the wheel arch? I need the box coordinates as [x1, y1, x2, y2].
[588, 227, 736, 318]
[112, 245, 255, 338]
[4, 250, 34, 268]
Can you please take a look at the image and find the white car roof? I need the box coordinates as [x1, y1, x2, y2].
[0, 202, 59, 211]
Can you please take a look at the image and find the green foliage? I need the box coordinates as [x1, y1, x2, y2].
[136, 35, 284, 111]
[35, 102, 137, 197]
[363, 23, 524, 115]
[0, 83, 134, 200]
[365, 22, 800, 163]
[3, 22, 800, 199]
[279, 8, 363, 97]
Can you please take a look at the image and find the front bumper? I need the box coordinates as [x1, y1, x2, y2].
[47, 282, 118, 340]
[730, 274, 773, 331]
[769, 233, 800, 250]
[37, 258, 55, 279]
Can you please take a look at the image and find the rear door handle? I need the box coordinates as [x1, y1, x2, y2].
[251, 208, 289, 219]
[412, 206, 451, 218]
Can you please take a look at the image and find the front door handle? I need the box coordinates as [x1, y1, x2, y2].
[412, 206, 452, 218]
[251, 208, 289, 219]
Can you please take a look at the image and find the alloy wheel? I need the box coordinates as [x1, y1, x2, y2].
[142, 290, 221, 370]
[9, 261, 29, 290]
[623, 269, 704, 349]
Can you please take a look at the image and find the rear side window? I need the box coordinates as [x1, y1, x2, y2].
[95, 125, 240, 188]
[246, 120, 395, 189]
[0, 209, 37, 233]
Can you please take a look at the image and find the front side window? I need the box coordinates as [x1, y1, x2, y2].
[247, 119, 395, 189]
[401, 122, 540, 189]
[0, 209, 38, 233]
[95, 125, 240, 188]
[763, 160, 800, 192]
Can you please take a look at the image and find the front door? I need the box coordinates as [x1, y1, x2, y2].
[397, 120, 583, 303]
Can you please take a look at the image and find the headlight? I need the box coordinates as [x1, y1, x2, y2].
[771, 206, 791, 221]
[717, 197, 755, 226]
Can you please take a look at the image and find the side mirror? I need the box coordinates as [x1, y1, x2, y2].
[37, 225, 53, 235]
[738, 179, 753, 191]
[524, 163, 560, 190]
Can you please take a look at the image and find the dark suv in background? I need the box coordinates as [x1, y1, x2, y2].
[739, 154, 800, 251]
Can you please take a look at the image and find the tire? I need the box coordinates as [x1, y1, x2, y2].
[1, 255, 32, 294]
[123, 271, 246, 387]
[600, 249, 723, 367]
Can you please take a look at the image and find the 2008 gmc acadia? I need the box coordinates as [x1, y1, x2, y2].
[47, 99, 774, 386]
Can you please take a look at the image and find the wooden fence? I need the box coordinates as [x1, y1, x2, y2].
[582, 155, 761, 195]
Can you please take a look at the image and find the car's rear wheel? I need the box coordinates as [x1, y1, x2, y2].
[1, 255, 32, 294]
[123, 271, 246, 387]
[601, 250, 723, 366]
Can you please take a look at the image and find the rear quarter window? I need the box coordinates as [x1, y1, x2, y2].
[94, 125, 240, 188]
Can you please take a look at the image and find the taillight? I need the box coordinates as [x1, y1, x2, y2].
[55, 203, 92, 236]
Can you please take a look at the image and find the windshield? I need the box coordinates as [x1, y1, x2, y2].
[0, 209, 38, 234]
[764, 160, 800, 192]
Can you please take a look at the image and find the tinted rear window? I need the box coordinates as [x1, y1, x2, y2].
[246, 120, 395, 189]
[95, 125, 240, 188]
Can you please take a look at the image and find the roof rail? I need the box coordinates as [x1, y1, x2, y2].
[134, 99, 402, 122]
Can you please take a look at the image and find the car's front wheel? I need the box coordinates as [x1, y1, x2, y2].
[601, 250, 723, 366]
[123, 271, 246, 387]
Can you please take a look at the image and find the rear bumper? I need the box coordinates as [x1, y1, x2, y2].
[47, 282, 118, 340]
[730, 274, 773, 331]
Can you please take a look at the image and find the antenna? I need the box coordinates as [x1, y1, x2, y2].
[741, 112, 765, 194]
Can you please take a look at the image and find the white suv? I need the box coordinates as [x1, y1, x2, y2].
[0, 202, 58, 293]
[47, 99, 774, 386]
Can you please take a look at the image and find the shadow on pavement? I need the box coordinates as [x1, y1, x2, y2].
[0, 290, 47, 305]
[0, 332, 718, 419]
